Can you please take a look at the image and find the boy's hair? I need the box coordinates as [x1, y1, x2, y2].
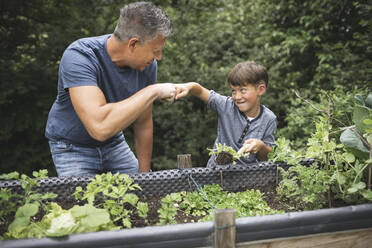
[113, 2, 173, 44]
[228, 61, 269, 87]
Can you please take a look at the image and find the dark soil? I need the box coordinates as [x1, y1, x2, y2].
[0, 185, 353, 236]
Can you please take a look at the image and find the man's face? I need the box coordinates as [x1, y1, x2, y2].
[130, 35, 166, 71]
[230, 83, 264, 117]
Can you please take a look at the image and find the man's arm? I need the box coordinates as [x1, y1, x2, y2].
[133, 105, 153, 172]
[69, 83, 176, 142]
[175, 82, 210, 103]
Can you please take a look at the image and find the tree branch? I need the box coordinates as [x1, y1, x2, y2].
[294, 90, 327, 114]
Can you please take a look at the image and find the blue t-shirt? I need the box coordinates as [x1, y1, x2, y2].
[207, 91, 277, 166]
[45, 34, 157, 147]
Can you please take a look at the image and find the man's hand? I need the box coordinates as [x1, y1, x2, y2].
[155, 83, 177, 102]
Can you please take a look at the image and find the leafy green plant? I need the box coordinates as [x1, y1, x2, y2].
[337, 93, 372, 201]
[208, 143, 250, 165]
[0, 188, 20, 226]
[270, 92, 372, 208]
[268, 137, 303, 165]
[179, 190, 212, 217]
[0, 170, 57, 236]
[4, 202, 119, 239]
[277, 165, 331, 210]
[158, 184, 282, 225]
[73, 172, 147, 228]
[157, 193, 182, 225]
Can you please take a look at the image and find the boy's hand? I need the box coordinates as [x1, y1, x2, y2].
[240, 138, 272, 161]
[174, 83, 192, 100]
[172, 82, 210, 103]
[241, 139, 265, 155]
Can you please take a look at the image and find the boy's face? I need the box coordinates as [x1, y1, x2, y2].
[230, 83, 266, 118]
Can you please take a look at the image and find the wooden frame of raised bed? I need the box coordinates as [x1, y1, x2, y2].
[1, 161, 372, 248]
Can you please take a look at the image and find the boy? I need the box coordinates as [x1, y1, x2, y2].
[175, 61, 276, 166]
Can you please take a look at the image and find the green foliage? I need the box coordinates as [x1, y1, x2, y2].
[277, 165, 331, 210]
[4, 202, 119, 239]
[73, 172, 146, 228]
[0, 188, 19, 225]
[0, 170, 57, 229]
[157, 193, 182, 225]
[1, 0, 371, 173]
[270, 92, 372, 208]
[0, 0, 122, 176]
[157, 184, 282, 225]
[207, 143, 250, 164]
[268, 137, 303, 165]
[277, 87, 369, 149]
[340, 93, 372, 160]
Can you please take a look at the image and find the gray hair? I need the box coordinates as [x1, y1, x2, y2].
[113, 2, 173, 43]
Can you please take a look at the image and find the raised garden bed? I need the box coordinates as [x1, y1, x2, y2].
[1, 161, 372, 248]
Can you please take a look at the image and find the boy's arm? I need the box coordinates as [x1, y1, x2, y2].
[175, 82, 210, 103]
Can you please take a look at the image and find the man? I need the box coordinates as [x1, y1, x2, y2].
[45, 2, 176, 176]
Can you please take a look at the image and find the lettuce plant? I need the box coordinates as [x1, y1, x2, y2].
[73, 172, 148, 228]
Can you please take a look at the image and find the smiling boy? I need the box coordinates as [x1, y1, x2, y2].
[176, 61, 277, 166]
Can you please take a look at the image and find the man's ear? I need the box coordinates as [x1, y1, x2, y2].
[128, 38, 139, 51]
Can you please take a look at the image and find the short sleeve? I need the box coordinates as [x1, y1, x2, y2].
[207, 90, 232, 113]
[59, 48, 98, 89]
[262, 118, 277, 147]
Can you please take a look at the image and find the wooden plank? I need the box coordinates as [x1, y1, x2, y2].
[237, 228, 372, 248]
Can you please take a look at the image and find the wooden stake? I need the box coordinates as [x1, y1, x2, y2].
[369, 147, 372, 190]
[214, 209, 236, 248]
[220, 168, 223, 186]
[177, 154, 192, 169]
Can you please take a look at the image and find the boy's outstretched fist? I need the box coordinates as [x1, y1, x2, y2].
[174, 82, 210, 103]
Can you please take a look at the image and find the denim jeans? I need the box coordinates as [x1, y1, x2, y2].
[48, 134, 139, 177]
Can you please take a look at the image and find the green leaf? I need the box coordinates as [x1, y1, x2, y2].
[0, 172, 19, 180]
[347, 182, 366, 193]
[335, 173, 346, 185]
[364, 119, 372, 125]
[45, 212, 77, 237]
[8, 203, 39, 231]
[354, 94, 365, 105]
[343, 153, 355, 163]
[8, 217, 30, 232]
[354, 181, 366, 190]
[123, 193, 139, 206]
[353, 105, 372, 132]
[361, 190, 372, 200]
[71, 204, 111, 229]
[15, 203, 39, 218]
[137, 202, 149, 218]
[340, 129, 369, 154]
[122, 218, 132, 229]
[364, 93, 372, 108]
